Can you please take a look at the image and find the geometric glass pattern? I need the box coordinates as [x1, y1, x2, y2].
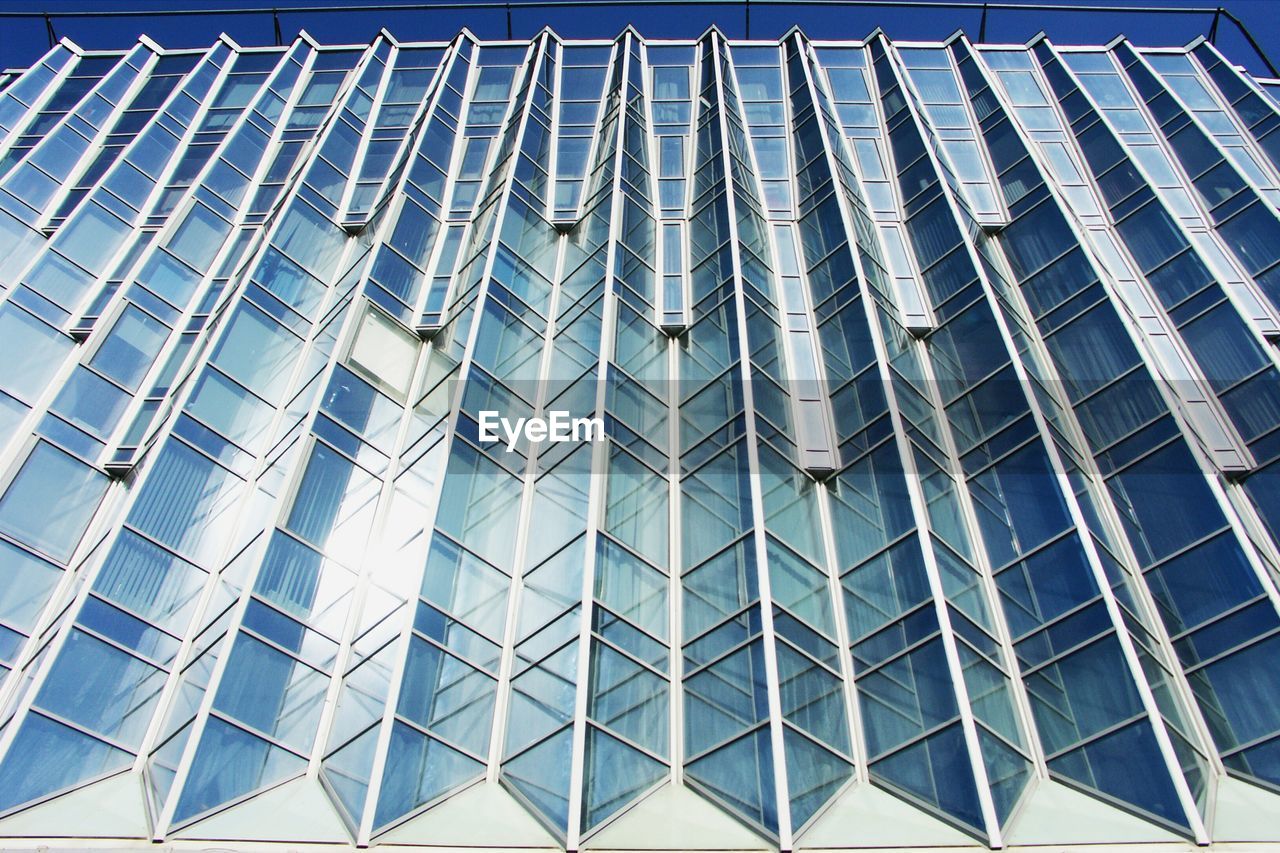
[0, 18, 1278, 852]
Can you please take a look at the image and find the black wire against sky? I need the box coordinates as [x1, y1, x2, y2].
[0, 0, 1274, 77]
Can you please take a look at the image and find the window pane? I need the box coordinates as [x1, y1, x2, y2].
[0, 441, 107, 562]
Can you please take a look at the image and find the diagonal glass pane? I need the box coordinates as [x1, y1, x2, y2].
[582, 725, 666, 831]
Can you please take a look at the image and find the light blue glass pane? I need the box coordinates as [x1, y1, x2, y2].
[860, 639, 959, 756]
[135, 251, 200, 307]
[1049, 719, 1189, 829]
[978, 728, 1032, 824]
[213, 633, 326, 752]
[504, 726, 573, 834]
[595, 537, 667, 641]
[0, 441, 107, 562]
[588, 640, 668, 756]
[286, 442, 361, 547]
[186, 369, 274, 451]
[684, 640, 769, 756]
[322, 365, 401, 448]
[56, 203, 130, 272]
[421, 535, 510, 641]
[776, 643, 850, 755]
[24, 252, 93, 307]
[582, 725, 666, 830]
[36, 628, 164, 748]
[472, 301, 542, 384]
[0, 712, 131, 812]
[209, 304, 301, 403]
[685, 727, 778, 834]
[51, 366, 130, 438]
[872, 723, 984, 833]
[174, 716, 306, 822]
[0, 539, 60, 631]
[167, 204, 229, 270]
[273, 203, 346, 279]
[518, 537, 585, 639]
[682, 445, 753, 568]
[505, 650, 578, 757]
[605, 449, 668, 567]
[90, 305, 169, 391]
[759, 447, 824, 565]
[0, 305, 73, 401]
[0, 391, 28, 442]
[767, 537, 835, 638]
[254, 531, 324, 616]
[398, 636, 496, 755]
[321, 725, 378, 826]
[683, 540, 758, 641]
[524, 446, 591, 567]
[784, 727, 852, 830]
[958, 642, 1023, 747]
[435, 441, 521, 571]
[94, 529, 205, 633]
[128, 441, 241, 565]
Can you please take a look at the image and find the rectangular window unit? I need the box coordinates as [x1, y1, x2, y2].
[659, 220, 687, 333]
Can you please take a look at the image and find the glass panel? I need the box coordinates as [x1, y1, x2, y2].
[0, 441, 107, 562]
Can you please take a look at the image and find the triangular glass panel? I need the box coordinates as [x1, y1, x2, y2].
[505, 647, 577, 757]
[321, 724, 379, 827]
[1048, 719, 1190, 832]
[683, 640, 769, 756]
[783, 726, 853, 830]
[775, 641, 850, 755]
[582, 725, 666, 831]
[373, 720, 484, 829]
[977, 727, 1032, 825]
[0, 712, 131, 813]
[871, 722, 984, 836]
[503, 725, 573, 836]
[685, 726, 778, 835]
[173, 717, 306, 824]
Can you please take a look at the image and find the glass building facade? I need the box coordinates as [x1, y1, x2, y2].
[0, 18, 1278, 852]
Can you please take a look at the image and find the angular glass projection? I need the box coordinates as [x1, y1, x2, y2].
[0, 17, 1277, 853]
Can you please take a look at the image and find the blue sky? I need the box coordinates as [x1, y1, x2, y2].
[0, 0, 1276, 77]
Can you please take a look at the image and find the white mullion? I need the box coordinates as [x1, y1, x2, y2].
[1032, 35, 1279, 774]
[0, 43, 250, 784]
[957, 34, 1214, 842]
[305, 41, 468, 800]
[660, 36, 688, 789]
[97, 41, 318, 472]
[874, 37, 1050, 795]
[821, 33, 1005, 847]
[565, 33, 628, 852]
[707, 32, 794, 850]
[146, 38, 393, 838]
[0, 39, 81, 161]
[337, 35, 397, 226]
